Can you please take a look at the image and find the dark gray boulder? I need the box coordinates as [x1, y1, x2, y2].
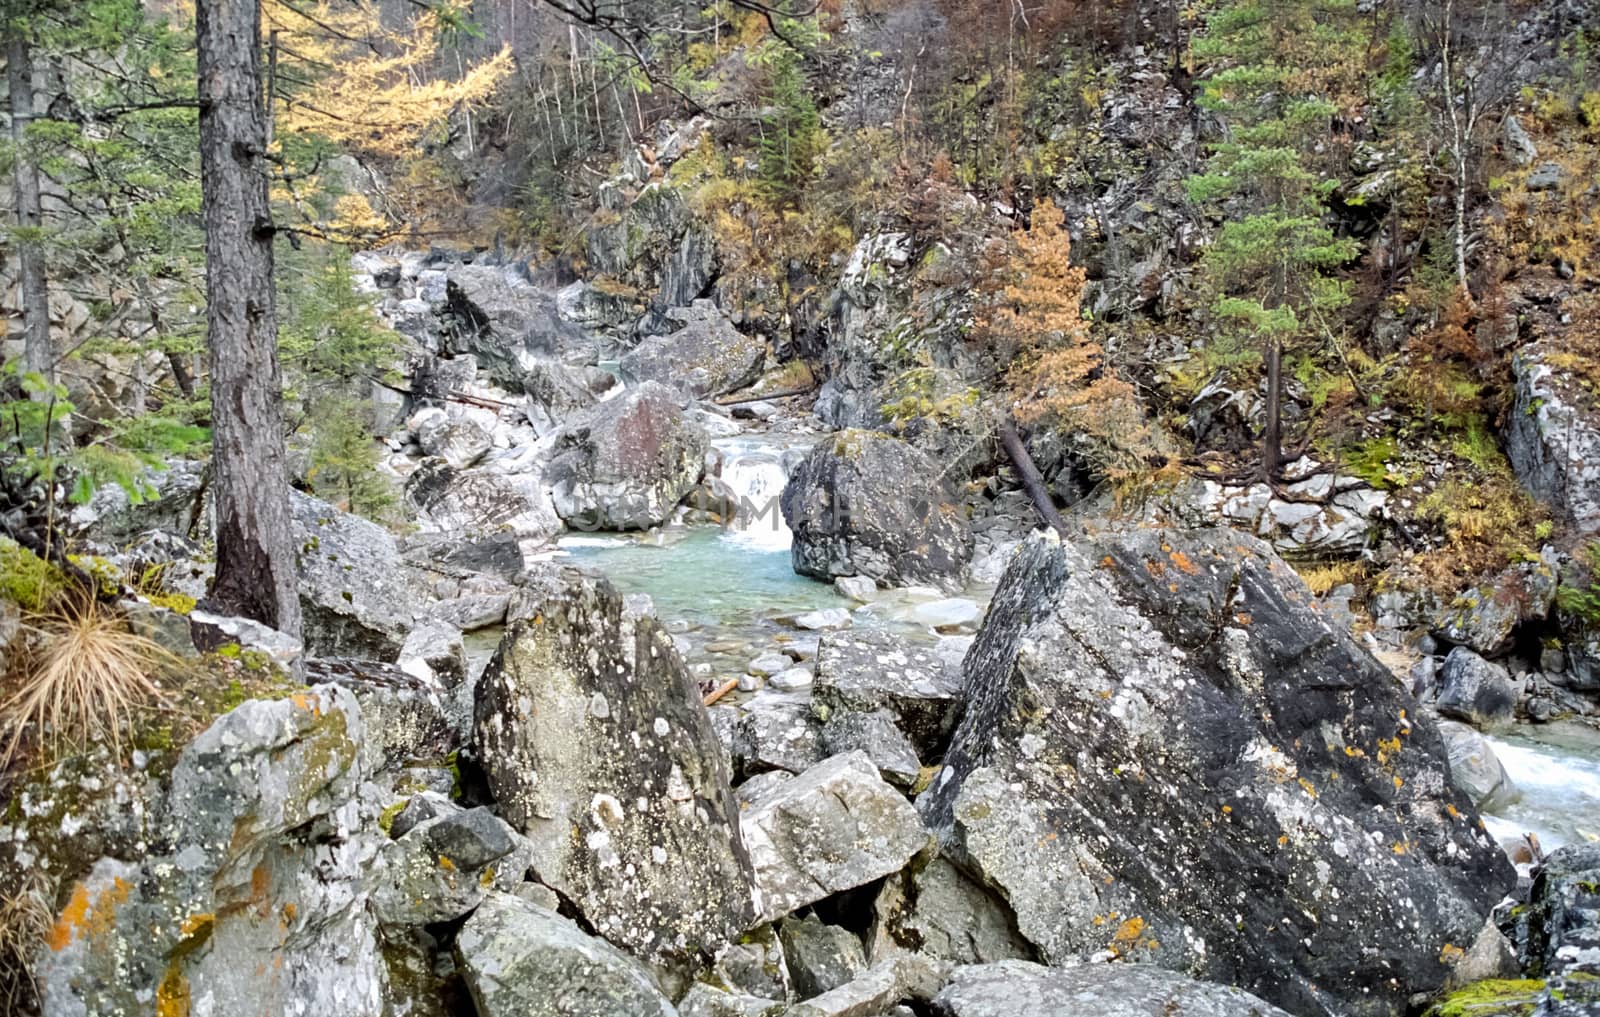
[781, 430, 973, 591]
[474, 569, 755, 981]
[1437, 647, 1519, 731]
[522, 358, 618, 434]
[931, 961, 1293, 1017]
[777, 916, 867, 999]
[919, 528, 1515, 1017]
[620, 299, 766, 398]
[1518, 842, 1600, 977]
[546, 381, 709, 530]
[455, 892, 677, 1017]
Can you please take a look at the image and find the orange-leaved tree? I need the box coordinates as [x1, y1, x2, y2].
[988, 199, 1158, 485]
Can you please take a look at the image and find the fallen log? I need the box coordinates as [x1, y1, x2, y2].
[998, 416, 1071, 538]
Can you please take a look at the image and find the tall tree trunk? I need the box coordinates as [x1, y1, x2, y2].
[197, 0, 302, 638]
[1262, 339, 1283, 482]
[6, 23, 52, 388]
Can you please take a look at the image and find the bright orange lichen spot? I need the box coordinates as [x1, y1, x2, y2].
[1221, 805, 1233, 814]
[1439, 943, 1464, 965]
[250, 865, 271, 902]
[1446, 803, 1462, 819]
[178, 912, 214, 938]
[1392, 841, 1409, 855]
[1144, 559, 1167, 579]
[1393, 776, 1404, 789]
[281, 902, 298, 924]
[1169, 550, 1200, 575]
[156, 963, 190, 1017]
[1112, 916, 1145, 945]
[438, 855, 457, 872]
[48, 883, 92, 952]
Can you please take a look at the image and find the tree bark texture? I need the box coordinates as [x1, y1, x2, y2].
[1262, 339, 1283, 482]
[7, 23, 52, 385]
[999, 416, 1071, 538]
[197, 0, 302, 637]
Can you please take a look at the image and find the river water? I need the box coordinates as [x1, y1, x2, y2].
[1482, 722, 1600, 852]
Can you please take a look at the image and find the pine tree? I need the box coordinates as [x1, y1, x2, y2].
[1186, 0, 1361, 479]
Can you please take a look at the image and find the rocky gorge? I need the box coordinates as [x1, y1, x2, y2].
[4, 223, 1600, 1017]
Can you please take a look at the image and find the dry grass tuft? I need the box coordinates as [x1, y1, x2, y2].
[1, 596, 174, 768]
[0, 871, 53, 1012]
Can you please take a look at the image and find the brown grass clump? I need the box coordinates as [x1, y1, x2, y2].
[1, 596, 173, 768]
[0, 871, 52, 1012]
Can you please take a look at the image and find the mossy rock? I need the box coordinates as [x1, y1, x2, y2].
[1425, 979, 1548, 1017]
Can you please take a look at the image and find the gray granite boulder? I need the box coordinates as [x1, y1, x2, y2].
[811, 628, 963, 757]
[455, 892, 677, 1017]
[740, 751, 931, 923]
[292, 490, 418, 658]
[474, 569, 755, 980]
[1508, 345, 1600, 536]
[546, 381, 709, 530]
[919, 529, 1514, 1017]
[1439, 719, 1520, 811]
[620, 299, 766, 398]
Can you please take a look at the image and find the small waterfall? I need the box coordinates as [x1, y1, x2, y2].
[717, 445, 792, 552]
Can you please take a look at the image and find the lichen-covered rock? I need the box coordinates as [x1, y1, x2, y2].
[919, 529, 1514, 1017]
[1432, 548, 1560, 657]
[292, 491, 418, 658]
[410, 407, 492, 468]
[740, 751, 932, 923]
[727, 690, 825, 778]
[1437, 647, 1520, 732]
[1518, 843, 1600, 977]
[620, 300, 766, 398]
[1508, 344, 1600, 536]
[585, 182, 717, 336]
[811, 628, 963, 757]
[819, 708, 921, 788]
[455, 892, 678, 1017]
[546, 380, 709, 530]
[474, 569, 755, 980]
[370, 807, 524, 927]
[35, 686, 392, 1017]
[66, 459, 205, 543]
[304, 657, 455, 776]
[397, 619, 469, 689]
[931, 961, 1294, 1017]
[678, 984, 785, 1017]
[782, 430, 973, 591]
[522, 357, 618, 433]
[1439, 720, 1520, 811]
[777, 916, 867, 999]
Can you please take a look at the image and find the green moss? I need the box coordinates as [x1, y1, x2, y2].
[378, 799, 409, 836]
[0, 536, 67, 611]
[1425, 980, 1547, 1017]
[145, 591, 197, 615]
[1343, 436, 1405, 490]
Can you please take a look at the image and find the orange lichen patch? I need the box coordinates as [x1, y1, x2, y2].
[281, 902, 298, 924]
[1221, 804, 1233, 814]
[48, 883, 92, 952]
[1144, 559, 1167, 579]
[156, 963, 191, 1017]
[1235, 612, 1253, 626]
[1392, 841, 1410, 855]
[178, 912, 214, 939]
[1393, 776, 1404, 789]
[1343, 745, 1367, 759]
[1112, 916, 1146, 949]
[438, 855, 457, 872]
[1376, 737, 1402, 765]
[289, 691, 324, 717]
[1278, 835, 1289, 847]
[1446, 803, 1463, 820]
[250, 865, 271, 903]
[1298, 778, 1317, 798]
[1439, 943, 1465, 965]
[1169, 550, 1200, 575]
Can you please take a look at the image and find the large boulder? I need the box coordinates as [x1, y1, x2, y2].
[1516, 842, 1600, 977]
[931, 961, 1294, 1017]
[1431, 548, 1560, 657]
[522, 358, 618, 434]
[585, 183, 717, 336]
[740, 751, 931, 923]
[620, 299, 766, 398]
[781, 430, 973, 591]
[1508, 345, 1600, 536]
[404, 451, 563, 541]
[473, 569, 755, 981]
[438, 264, 594, 380]
[1436, 647, 1519, 732]
[546, 381, 709, 530]
[919, 528, 1515, 1017]
[291, 491, 417, 658]
[455, 892, 678, 1017]
[1438, 720, 1520, 811]
[811, 627, 964, 757]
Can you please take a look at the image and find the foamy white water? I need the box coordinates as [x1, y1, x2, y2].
[1482, 725, 1600, 851]
[715, 441, 793, 552]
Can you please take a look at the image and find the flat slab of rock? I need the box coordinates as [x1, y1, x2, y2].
[456, 892, 677, 1017]
[919, 529, 1514, 1017]
[932, 961, 1294, 1017]
[812, 629, 963, 756]
[740, 751, 931, 923]
[475, 569, 755, 977]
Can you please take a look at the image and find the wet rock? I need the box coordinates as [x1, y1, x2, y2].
[919, 529, 1514, 1017]
[778, 916, 867, 999]
[835, 576, 878, 601]
[474, 569, 754, 979]
[794, 608, 852, 630]
[1520, 842, 1600, 976]
[811, 628, 962, 757]
[741, 751, 932, 923]
[621, 299, 766, 398]
[1509, 345, 1600, 536]
[870, 858, 1033, 968]
[1438, 647, 1520, 731]
[455, 892, 677, 1017]
[292, 490, 417, 658]
[547, 380, 709, 530]
[1438, 719, 1520, 811]
[932, 961, 1294, 1017]
[782, 430, 973, 591]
